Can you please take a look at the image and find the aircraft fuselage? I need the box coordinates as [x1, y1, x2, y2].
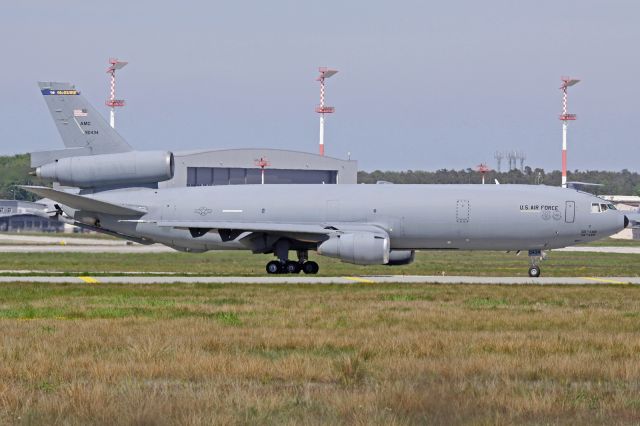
[87, 183, 625, 253]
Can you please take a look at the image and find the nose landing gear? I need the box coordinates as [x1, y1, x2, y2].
[527, 249, 545, 277]
[528, 265, 541, 278]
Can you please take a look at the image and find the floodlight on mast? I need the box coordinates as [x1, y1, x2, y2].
[105, 58, 128, 128]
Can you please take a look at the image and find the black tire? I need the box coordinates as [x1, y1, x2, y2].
[302, 261, 319, 275]
[286, 261, 301, 274]
[528, 266, 541, 278]
[266, 261, 282, 274]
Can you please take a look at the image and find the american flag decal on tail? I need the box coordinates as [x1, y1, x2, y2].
[73, 109, 88, 117]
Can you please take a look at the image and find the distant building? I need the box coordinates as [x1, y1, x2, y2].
[601, 195, 640, 240]
[601, 195, 640, 208]
[0, 200, 63, 232]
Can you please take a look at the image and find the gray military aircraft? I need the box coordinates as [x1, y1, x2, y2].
[25, 82, 632, 277]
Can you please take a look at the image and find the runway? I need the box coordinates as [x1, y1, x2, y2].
[0, 244, 172, 253]
[1, 241, 640, 254]
[1, 234, 639, 254]
[0, 274, 637, 285]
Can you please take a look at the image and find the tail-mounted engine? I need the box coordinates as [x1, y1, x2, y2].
[35, 151, 174, 188]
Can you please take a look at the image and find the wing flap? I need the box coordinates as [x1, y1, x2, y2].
[21, 186, 145, 216]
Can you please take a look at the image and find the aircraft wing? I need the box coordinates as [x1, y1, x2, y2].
[125, 219, 387, 242]
[21, 186, 146, 216]
[156, 221, 328, 233]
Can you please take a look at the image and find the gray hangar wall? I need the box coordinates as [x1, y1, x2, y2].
[160, 149, 358, 188]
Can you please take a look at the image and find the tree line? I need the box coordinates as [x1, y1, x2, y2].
[359, 167, 640, 195]
[0, 154, 46, 201]
[1, 154, 639, 199]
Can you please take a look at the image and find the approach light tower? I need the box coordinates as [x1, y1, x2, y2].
[315, 67, 338, 156]
[476, 163, 490, 184]
[559, 76, 580, 188]
[106, 58, 128, 128]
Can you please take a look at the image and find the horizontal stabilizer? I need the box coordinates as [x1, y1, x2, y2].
[30, 147, 92, 167]
[566, 181, 604, 189]
[20, 186, 145, 216]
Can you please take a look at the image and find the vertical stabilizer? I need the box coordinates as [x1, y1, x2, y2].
[38, 82, 132, 154]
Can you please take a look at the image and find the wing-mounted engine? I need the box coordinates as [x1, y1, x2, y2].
[35, 151, 174, 188]
[317, 231, 390, 265]
[387, 250, 415, 265]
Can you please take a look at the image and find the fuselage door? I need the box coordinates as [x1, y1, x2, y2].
[456, 200, 469, 223]
[456, 200, 470, 223]
[565, 201, 575, 223]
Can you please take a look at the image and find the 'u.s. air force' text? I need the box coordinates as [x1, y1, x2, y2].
[519, 204, 559, 211]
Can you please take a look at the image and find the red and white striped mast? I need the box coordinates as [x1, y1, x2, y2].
[106, 58, 128, 128]
[315, 67, 338, 156]
[559, 76, 580, 188]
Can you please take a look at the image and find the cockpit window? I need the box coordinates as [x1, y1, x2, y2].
[591, 203, 601, 213]
[607, 203, 617, 210]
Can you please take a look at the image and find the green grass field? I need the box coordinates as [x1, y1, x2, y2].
[0, 282, 639, 424]
[2, 249, 640, 277]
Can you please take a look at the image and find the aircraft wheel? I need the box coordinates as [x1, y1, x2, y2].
[285, 261, 301, 274]
[302, 261, 319, 275]
[266, 261, 282, 274]
[528, 266, 541, 278]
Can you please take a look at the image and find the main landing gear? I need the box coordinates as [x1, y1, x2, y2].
[266, 246, 319, 275]
[527, 249, 544, 277]
[266, 260, 319, 275]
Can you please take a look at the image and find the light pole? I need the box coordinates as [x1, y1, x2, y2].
[559, 77, 580, 188]
[315, 67, 338, 156]
[255, 157, 270, 185]
[106, 58, 128, 128]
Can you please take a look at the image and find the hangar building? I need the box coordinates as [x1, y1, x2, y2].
[159, 148, 357, 188]
[0, 200, 63, 232]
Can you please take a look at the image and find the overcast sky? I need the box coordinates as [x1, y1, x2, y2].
[1, 1, 638, 171]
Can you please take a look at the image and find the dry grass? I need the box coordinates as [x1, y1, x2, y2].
[0, 283, 639, 425]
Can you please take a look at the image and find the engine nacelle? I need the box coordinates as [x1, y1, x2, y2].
[387, 250, 415, 265]
[36, 151, 174, 188]
[317, 232, 390, 265]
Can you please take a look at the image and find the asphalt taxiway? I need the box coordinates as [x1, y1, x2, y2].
[0, 275, 637, 285]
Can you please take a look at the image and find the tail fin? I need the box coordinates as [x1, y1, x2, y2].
[37, 82, 132, 155]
